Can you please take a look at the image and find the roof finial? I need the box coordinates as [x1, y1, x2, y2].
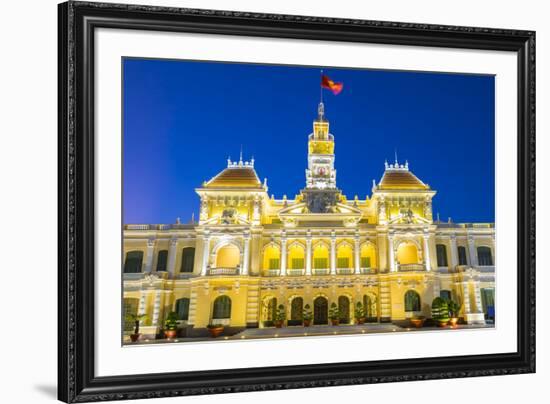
[239, 145, 243, 163]
[318, 100, 325, 120]
[394, 149, 398, 165]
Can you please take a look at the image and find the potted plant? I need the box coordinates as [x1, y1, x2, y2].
[274, 304, 286, 328]
[302, 304, 312, 327]
[431, 297, 450, 327]
[355, 302, 366, 324]
[329, 302, 340, 326]
[164, 311, 178, 339]
[207, 323, 225, 338]
[410, 315, 426, 328]
[126, 313, 147, 342]
[447, 299, 461, 327]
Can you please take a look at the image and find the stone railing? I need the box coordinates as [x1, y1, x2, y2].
[287, 269, 305, 276]
[360, 267, 377, 274]
[264, 269, 281, 277]
[336, 268, 354, 275]
[398, 263, 425, 272]
[313, 268, 330, 276]
[207, 267, 239, 276]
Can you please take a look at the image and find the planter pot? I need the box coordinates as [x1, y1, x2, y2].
[448, 317, 459, 327]
[356, 317, 366, 325]
[164, 329, 177, 339]
[207, 327, 224, 338]
[330, 319, 340, 326]
[437, 319, 449, 327]
[410, 318, 426, 328]
[303, 319, 311, 327]
[129, 333, 140, 342]
[274, 320, 284, 328]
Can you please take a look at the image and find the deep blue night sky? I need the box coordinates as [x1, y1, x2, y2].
[123, 58, 495, 224]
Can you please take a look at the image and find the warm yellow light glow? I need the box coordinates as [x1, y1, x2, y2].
[263, 245, 281, 270]
[216, 244, 240, 268]
[396, 242, 419, 265]
[287, 244, 305, 269]
[336, 244, 353, 268]
[313, 244, 329, 269]
[360, 244, 377, 268]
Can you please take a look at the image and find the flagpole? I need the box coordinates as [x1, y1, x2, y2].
[320, 69, 323, 104]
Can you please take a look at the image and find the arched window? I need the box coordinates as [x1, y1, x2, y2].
[124, 250, 143, 273]
[436, 244, 448, 267]
[337, 244, 353, 268]
[287, 244, 305, 269]
[313, 296, 328, 325]
[212, 296, 231, 319]
[477, 246, 493, 266]
[457, 246, 468, 265]
[156, 250, 168, 272]
[123, 298, 139, 331]
[290, 297, 304, 323]
[180, 247, 195, 273]
[363, 294, 377, 319]
[360, 244, 376, 269]
[404, 290, 421, 312]
[338, 296, 350, 324]
[265, 297, 277, 322]
[215, 244, 240, 268]
[263, 245, 280, 270]
[396, 242, 419, 265]
[175, 298, 190, 321]
[313, 244, 329, 269]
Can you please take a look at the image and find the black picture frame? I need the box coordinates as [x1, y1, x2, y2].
[58, 1, 535, 402]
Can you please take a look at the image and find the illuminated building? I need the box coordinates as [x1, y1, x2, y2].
[123, 103, 495, 339]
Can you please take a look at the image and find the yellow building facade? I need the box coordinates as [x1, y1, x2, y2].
[123, 103, 495, 339]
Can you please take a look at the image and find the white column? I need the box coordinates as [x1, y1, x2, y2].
[280, 236, 287, 276]
[354, 236, 361, 274]
[388, 234, 396, 272]
[152, 290, 162, 326]
[144, 239, 155, 273]
[242, 235, 250, 275]
[200, 235, 210, 276]
[330, 231, 336, 275]
[473, 282, 483, 313]
[468, 236, 478, 267]
[306, 233, 312, 275]
[138, 292, 147, 316]
[423, 233, 431, 272]
[462, 281, 472, 314]
[449, 235, 458, 270]
[166, 238, 178, 277]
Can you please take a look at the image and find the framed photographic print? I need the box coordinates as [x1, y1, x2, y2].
[58, 1, 535, 402]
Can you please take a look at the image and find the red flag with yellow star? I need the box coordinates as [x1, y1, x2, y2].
[321, 74, 343, 95]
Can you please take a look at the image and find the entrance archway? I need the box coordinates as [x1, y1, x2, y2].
[338, 296, 350, 324]
[313, 296, 328, 325]
[289, 297, 304, 326]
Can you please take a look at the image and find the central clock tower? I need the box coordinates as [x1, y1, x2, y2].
[302, 102, 341, 213]
[305, 102, 337, 189]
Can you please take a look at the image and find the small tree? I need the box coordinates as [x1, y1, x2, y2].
[329, 303, 339, 320]
[302, 304, 312, 321]
[431, 297, 450, 322]
[164, 311, 178, 331]
[126, 313, 147, 335]
[355, 302, 365, 319]
[275, 304, 286, 321]
[447, 299, 461, 318]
